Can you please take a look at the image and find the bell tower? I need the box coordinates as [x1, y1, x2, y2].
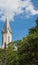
[2, 17, 12, 49]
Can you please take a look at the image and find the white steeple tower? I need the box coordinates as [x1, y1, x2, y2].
[2, 17, 12, 49]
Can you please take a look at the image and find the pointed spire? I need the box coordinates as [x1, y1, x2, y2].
[5, 17, 9, 29]
[2, 17, 12, 33]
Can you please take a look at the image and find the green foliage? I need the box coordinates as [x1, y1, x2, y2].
[17, 32, 38, 65]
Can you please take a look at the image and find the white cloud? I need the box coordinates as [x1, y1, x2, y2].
[0, 0, 38, 21]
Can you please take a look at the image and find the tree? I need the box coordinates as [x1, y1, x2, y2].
[17, 33, 38, 65]
[0, 42, 18, 65]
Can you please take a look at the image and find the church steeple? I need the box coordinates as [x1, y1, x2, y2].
[5, 17, 9, 30]
[2, 17, 12, 33]
[2, 17, 12, 49]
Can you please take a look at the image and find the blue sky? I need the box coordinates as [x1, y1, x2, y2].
[0, 0, 38, 47]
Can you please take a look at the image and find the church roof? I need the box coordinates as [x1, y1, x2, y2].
[2, 17, 12, 33]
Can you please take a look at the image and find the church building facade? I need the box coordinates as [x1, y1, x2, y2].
[2, 17, 12, 49]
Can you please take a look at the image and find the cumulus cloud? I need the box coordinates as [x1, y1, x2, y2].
[0, 0, 38, 21]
